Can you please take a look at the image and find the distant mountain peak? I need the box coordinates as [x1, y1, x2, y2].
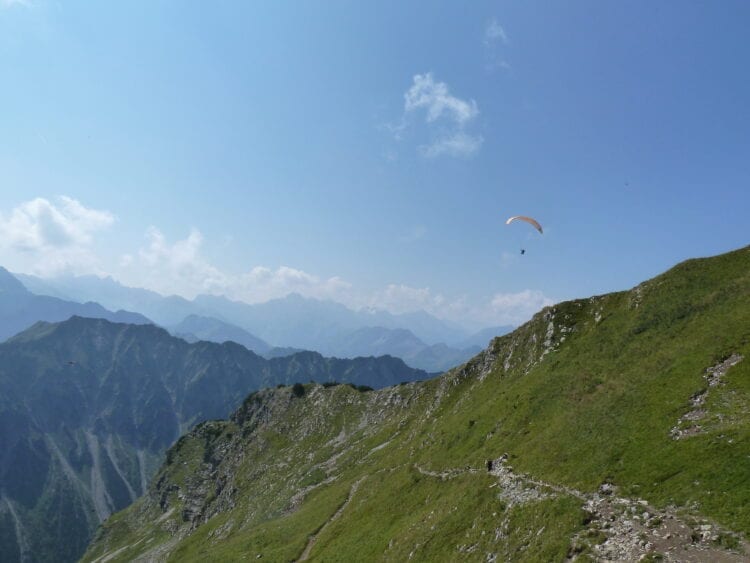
[0, 266, 29, 295]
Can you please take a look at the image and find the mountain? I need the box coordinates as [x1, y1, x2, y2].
[333, 326, 427, 358]
[17, 272, 470, 347]
[331, 326, 480, 372]
[169, 315, 272, 355]
[264, 345, 306, 359]
[85, 245, 750, 562]
[0, 267, 152, 342]
[167, 320, 476, 372]
[16, 273, 481, 370]
[409, 341, 482, 372]
[193, 292, 469, 348]
[0, 317, 429, 563]
[15, 273, 203, 327]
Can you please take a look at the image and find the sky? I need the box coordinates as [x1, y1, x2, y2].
[1, 1, 748, 329]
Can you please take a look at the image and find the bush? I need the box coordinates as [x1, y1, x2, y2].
[292, 383, 305, 397]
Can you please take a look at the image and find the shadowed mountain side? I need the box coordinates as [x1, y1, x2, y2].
[0, 317, 429, 563]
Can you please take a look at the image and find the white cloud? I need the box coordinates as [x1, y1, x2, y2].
[233, 266, 352, 304]
[0, 196, 114, 275]
[0, 196, 114, 251]
[116, 227, 353, 303]
[485, 19, 508, 45]
[366, 284, 554, 328]
[405, 73, 478, 126]
[392, 73, 483, 159]
[120, 227, 227, 298]
[420, 132, 484, 158]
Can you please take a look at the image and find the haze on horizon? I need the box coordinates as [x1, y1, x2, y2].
[1, 1, 748, 330]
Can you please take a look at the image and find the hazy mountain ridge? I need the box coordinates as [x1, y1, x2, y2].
[0, 317, 429, 563]
[15, 273, 474, 345]
[15, 272, 502, 371]
[0, 267, 152, 342]
[84, 245, 750, 562]
[168, 315, 272, 355]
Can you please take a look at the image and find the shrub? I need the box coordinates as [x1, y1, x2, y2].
[292, 383, 305, 397]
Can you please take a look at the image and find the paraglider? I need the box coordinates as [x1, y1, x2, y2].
[505, 215, 543, 234]
[506, 215, 542, 256]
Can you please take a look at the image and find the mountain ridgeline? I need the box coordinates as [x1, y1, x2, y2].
[15, 272, 504, 372]
[0, 267, 151, 342]
[0, 318, 429, 563]
[83, 246, 750, 562]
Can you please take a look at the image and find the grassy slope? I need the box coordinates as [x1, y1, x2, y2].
[82, 246, 750, 562]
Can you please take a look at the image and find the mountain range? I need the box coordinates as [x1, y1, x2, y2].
[15, 272, 510, 371]
[0, 317, 429, 563]
[15, 273, 466, 345]
[0, 267, 151, 342]
[83, 245, 750, 562]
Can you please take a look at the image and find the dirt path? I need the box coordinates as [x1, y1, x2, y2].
[414, 457, 750, 562]
[297, 477, 365, 561]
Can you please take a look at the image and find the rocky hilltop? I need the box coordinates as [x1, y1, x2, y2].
[84, 246, 750, 561]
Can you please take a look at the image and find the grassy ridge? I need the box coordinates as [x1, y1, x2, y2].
[83, 245, 750, 561]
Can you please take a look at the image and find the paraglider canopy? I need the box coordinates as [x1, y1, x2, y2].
[505, 215, 543, 234]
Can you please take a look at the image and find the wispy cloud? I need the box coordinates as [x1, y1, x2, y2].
[391, 73, 483, 159]
[484, 18, 512, 73]
[484, 19, 508, 45]
[405, 73, 478, 125]
[420, 132, 484, 158]
[400, 225, 427, 242]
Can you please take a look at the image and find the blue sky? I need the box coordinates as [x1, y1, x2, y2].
[1, 1, 748, 328]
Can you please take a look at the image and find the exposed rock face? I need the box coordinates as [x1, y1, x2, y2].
[670, 354, 744, 440]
